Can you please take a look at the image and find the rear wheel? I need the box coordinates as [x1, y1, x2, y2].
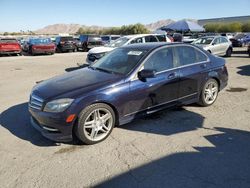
[75, 103, 115, 144]
[198, 79, 219, 107]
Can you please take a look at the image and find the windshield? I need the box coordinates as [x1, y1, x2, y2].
[106, 37, 129, 48]
[234, 33, 245, 39]
[193, 37, 214, 45]
[30, 38, 51, 44]
[91, 48, 148, 75]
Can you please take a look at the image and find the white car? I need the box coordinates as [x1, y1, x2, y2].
[85, 34, 171, 65]
[192, 36, 233, 57]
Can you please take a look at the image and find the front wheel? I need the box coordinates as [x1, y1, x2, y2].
[225, 48, 232, 57]
[75, 103, 115, 144]
[198, 79, 219, 107]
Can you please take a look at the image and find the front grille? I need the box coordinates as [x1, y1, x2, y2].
[29, 95, 44, 110]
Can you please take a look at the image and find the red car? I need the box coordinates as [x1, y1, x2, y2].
[23, 38, 56, 55]
[0, 38, 22, 55]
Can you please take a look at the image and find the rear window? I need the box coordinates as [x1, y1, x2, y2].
[101, 36, 110, 41]
[0, 39, 17, 43]
[89, 36, 102, 42]
[60, 37, 73, 42]
[111, 36, 120, 40]
[30, 38, 51, 44]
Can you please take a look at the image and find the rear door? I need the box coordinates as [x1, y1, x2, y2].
[174, 45, 209, 102]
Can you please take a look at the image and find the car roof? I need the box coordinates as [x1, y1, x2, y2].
[121, 42, 183, 51]
[124, 34, 163, 39]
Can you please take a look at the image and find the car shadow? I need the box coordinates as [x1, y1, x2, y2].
[237, 64, 250, 76]
[0, 102, 58, 147]
[65, 64, 88, 72]
[119, 107, 204, 136]
[95, 127, 250, 188]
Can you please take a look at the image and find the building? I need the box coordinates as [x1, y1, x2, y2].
[198, 15, 250, 26]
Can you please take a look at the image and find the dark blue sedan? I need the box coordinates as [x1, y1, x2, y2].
[29, 43, 228, 144]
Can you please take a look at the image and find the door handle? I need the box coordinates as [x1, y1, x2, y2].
[200, 64, 207, 68]
[168, 72, 178, 79]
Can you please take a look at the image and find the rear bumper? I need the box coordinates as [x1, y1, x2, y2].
[29, 107, 74, 142]
[0, 50, 21, 54]
[32, 49, 55, 54]
[58, 45, 76, 52]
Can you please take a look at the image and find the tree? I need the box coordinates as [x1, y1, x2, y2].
[76, 23, 150, 35]
[242, 22, 250, 32]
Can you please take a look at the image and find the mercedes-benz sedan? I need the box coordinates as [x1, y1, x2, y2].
[29, 43, 228, 144]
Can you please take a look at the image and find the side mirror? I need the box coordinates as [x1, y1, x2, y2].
[212, 42, 215, 45]
[138, 69, 156, 81]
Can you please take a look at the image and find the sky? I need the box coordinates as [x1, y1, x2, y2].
[0, 0, 250, 32]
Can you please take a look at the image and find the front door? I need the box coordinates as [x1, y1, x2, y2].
[124, 47, 180, 116]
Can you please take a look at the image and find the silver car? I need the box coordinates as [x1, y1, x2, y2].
[192, 36, 232, 57]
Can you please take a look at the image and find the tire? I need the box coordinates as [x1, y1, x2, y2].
[225, 48, 232, 57]
[198, 78, 219, 107]
[75, 103, 115, 145]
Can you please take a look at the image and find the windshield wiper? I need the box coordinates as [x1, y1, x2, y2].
[94, 67, 115, 74]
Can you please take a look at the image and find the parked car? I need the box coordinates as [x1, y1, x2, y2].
[101, 35, 121, 45]
[230, 33, 250, 47]
[55, 36, 77, 52]
[221, 33, 234, 40]
[75, 35, 103, 51]
[0, 38, 22, 56]
[192, 36, 232, 57]
[85, 34, 170, 65]
[248, 43, 250, 57]
[22, 38, 56, 55]
[183, 33, 205, 43]
[29, 42, 228, 144]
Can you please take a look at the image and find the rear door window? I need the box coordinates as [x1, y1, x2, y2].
[174, 46, 207, 67]
[155, 35, 166, 42]
[145, 35, 158, 43]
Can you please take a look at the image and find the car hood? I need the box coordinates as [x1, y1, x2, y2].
[32, 67, 123, 100]
[193, 44, 210, 48]
[88, 46, 114, 54]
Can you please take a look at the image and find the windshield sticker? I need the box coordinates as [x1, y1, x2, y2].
[128, 51, 143, 56]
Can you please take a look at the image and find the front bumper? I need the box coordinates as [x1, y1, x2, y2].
[29, 107, 74, 142]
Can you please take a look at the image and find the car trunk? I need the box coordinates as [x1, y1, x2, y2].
[0, 42, 21, 52]
[32, 44, 55, 50]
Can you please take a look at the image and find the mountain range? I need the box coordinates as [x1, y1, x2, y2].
[34, 19, 179, 34]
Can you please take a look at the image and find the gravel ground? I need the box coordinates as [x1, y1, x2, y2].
[0, 48, 250, 188]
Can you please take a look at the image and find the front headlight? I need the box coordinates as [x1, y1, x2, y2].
[95, 52, 106, 59]
[44, 98, 74, 113]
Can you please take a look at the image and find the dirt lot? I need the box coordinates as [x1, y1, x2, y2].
[0, 49, 250, 188]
